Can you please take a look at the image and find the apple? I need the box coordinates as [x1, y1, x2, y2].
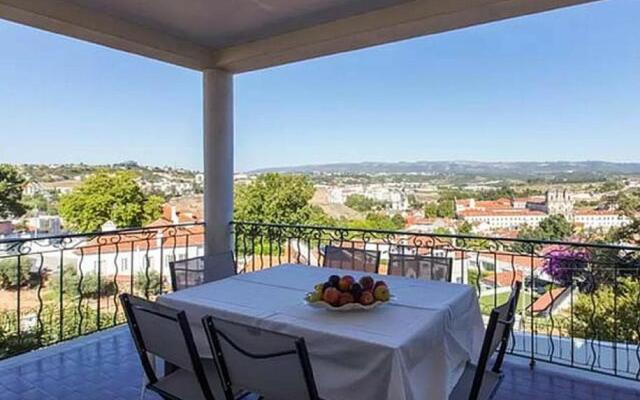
[338, 275, 355, 292]
[350, 283, 363, 301]
[359, 290, 375, 306]
[323, 287, 341, 306]
[374, 280, 387, 290]
[374, 285, 390, 302]
[359, 275, 374, 291]
[306, 291, 323, 303]
[338, 292, 355, 306]
[328, 275, 341, 288]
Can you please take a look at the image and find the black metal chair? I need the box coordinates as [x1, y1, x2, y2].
[449, 281, 522, 400]
[170, 251, 236, 292]
[322, 244, 381, 274]
[388, 252, 453, 282]
[120, 293, 226, 400]
[202, 315, 321, 400]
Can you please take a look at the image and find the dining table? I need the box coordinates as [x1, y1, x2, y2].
[157, 263, 485, 400]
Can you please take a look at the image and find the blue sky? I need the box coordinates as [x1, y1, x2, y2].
[0, 0, 638, 172]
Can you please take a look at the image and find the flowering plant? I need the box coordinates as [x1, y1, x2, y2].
[541, 248, 591, 287]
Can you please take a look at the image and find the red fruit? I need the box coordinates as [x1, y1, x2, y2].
[359, 276, 374, 290]
[359, 291, 375, 306]
[338, 275, 355, 292]
[323, 287, 341, 306]
[338, 292, 355, 306]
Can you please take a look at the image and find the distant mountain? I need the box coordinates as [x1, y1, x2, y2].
[248, 161, 640, 178]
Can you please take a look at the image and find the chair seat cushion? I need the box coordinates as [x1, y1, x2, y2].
[449, 362, 502, 400]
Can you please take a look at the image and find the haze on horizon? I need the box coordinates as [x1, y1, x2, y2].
[0, 0, 638, 172]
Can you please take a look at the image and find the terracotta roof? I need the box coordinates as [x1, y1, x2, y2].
[458, 209, 546, 217]
[482, 270, 523, 287]
[75, 222, 204, 255]
[495, 253, 545, 269]
[574, 208, 621, 216]
[456, 198, 513, 209]
[529, 287, 570, 313]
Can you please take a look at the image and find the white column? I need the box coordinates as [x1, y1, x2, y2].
[203, 69, 234, 256]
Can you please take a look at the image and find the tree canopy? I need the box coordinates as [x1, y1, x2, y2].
[234, 173, 329, 225]
[572, 277, 640, 342]
[0, 164, 26, 219]
[423, 199, 454, 218]
[517, 215, 574, 242]
[345, 213, 405, 231]
[344, 194, 388, 212]
[59, 171, 163, 232]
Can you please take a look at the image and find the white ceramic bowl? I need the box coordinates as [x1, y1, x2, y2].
[305, 298, 387, 311]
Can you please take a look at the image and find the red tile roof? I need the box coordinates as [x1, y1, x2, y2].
[482, 270, 524, 287]
[529, 287, 570, 313]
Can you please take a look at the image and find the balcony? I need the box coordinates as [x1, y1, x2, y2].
[0, 325, 638, 400]
[1, 222, 640, 398]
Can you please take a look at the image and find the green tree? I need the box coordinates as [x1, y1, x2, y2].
[458, 221, 474, 234]
[344, 194, 387, 212]
[46, 265, 117, 300]
[424, 199, 454, 218]
[518, 215, 573, 242]
[347, 213, 405, 231]
[407, 194, 422, 210]
[0, 164, 26, 218]
[572, 277, 640, 342]
[134, 270, 163, 297]
[0, 257, 34, 289]
[234, 173, 328, 225]
[514, 215, 573, 253]
[597, 180, 624, 193]
[22, 192, 59, 215]
[537, 214, 574, 240]
[59, 171, 163, 232]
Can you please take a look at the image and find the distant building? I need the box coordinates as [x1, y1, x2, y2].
[327, 184, 409, 211]
[455, 189, 630, 232]
[74, 204, 203, 278]
[0, 221, 14, 236]
[26, 215, 62, 235]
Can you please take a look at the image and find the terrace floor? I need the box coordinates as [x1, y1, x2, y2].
[0, 327, 639, 400]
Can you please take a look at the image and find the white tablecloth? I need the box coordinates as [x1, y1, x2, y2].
[158, 264, 485, 400]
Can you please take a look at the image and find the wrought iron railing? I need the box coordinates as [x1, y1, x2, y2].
[232, 221, 640, 380]
[0, 222, 204, 360]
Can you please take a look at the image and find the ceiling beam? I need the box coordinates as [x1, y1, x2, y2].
[212, 0, 598, 73]
[0, 0, 214, 70]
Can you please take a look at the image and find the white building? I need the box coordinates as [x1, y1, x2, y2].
[327, 184, 409, 211]
[456, 189, 631, 232]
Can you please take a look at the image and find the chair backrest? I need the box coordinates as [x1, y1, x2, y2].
[322, 244, 381, 274]
[120, 294, 215, 400]
[169, 256, 205, 292]
[469, 281, 522, 400]
[202, 315, 320, 400]
[388, 252, 453, 282]
[203, 251, 237, 283]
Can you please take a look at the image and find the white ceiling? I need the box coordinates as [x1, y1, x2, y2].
[0, 0, 598, 72]
[68, 0, 411, 49]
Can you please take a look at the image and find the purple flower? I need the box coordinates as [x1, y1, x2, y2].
[542, 248, 591, 287]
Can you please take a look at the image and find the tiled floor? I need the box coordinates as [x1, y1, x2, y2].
[0, 327, 639, 400]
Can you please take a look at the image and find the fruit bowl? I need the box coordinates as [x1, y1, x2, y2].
[305, 298, 386, 312]
[304, 274, 391, 311]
